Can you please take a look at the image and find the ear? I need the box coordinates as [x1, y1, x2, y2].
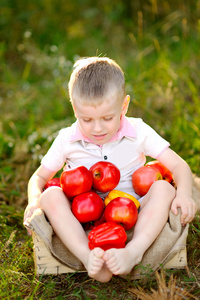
[121, 95, 130, 115]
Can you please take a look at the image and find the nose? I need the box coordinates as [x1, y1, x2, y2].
[93, 120, 103, 133]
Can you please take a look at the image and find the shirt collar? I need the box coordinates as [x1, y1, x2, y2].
[69, 116, 137, 144]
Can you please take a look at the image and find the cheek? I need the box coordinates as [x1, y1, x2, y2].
[113, 118, 121, 130]
[107, 122, 120, 135]
[79, 122, 91, 133]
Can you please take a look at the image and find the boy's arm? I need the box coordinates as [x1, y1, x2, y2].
[23, 165, 56, 233]
[157, 148, 197, 225]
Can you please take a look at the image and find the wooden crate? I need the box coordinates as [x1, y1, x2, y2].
[32, 233, 84, 275]
[32, 232, 187, 276]
[32, 173, 200, 276]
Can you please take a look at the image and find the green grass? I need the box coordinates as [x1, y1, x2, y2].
[0, 212, 199, 299]
[0, 1, 200, 298]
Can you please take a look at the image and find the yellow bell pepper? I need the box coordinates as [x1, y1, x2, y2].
[104, 190, 140, 209]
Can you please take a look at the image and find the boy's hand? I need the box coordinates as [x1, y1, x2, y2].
[171, 195, 197, 226]
[23, 202, 40, 235]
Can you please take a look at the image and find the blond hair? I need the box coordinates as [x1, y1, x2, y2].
[68, 57, 125, 106]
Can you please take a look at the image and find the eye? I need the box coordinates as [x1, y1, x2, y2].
[104, 116, 113, 121]
[83, 118, 92, 123]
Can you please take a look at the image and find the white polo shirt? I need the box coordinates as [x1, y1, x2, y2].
[41, 116, 170, 200]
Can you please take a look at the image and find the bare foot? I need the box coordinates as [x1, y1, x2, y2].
[87, 248, 113, 282]
[104, 247, 143, 275]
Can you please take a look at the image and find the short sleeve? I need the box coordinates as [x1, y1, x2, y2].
[135, 119, 170, 158]
[41, 128, 70, 172]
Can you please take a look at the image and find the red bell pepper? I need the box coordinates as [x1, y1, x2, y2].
[88, 222, 127, 251]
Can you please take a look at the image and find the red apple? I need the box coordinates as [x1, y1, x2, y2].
[132, 166, 162, 196]
[90, 161, 120, 193]
[71, 191, 104, 223]
[145, 160, 173, 183]
[60, 166, 93, 199]
[44, 177, 61, 190]
[104, 197, 138, 230]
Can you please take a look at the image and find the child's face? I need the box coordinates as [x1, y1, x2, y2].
[73, 97, 126, 145]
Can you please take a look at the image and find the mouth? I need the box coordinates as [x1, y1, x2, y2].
[93, 134, 107, 141]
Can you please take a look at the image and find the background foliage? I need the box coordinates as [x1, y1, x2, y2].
[0, 0, 200, 298]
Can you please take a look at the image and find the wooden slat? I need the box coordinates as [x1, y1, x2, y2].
[163, 247, 187, 269]
[32, 233, 82, 275]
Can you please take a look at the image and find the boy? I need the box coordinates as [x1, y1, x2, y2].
[24, 57, 197, 282]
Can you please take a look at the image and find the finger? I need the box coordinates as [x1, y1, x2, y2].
[23, 209, 34, 223]
[23, 212, 30, 222]
[182, 202, 197, 225]
[170, 202, 178, 215]
[183, 209, 195, 225]
[23, 221, 32, 236]
[27, 228, 32, 236]
[23, 215, 31, 229]
[181, 207, 195, 225]
[180, 210, 188, 225]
